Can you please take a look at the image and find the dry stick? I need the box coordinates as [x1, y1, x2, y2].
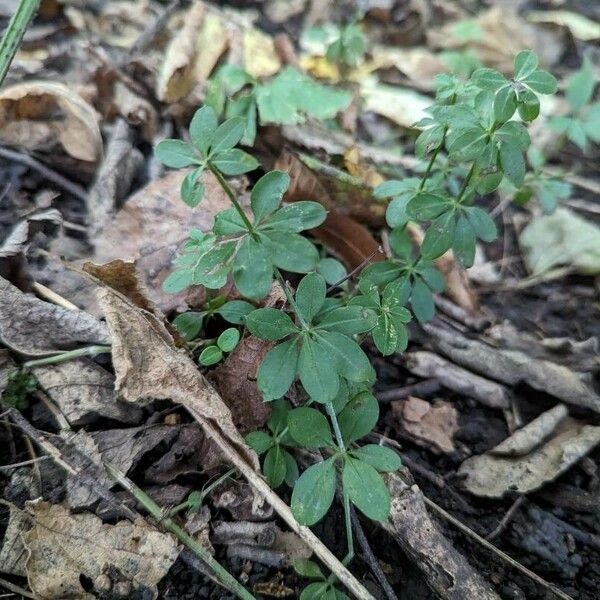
[0, 146, 88, 202]
[0, 455, 49, 471]
[31, 281, 79, 311]
[350, 507, 398, 600]
[0, 576, 35, 599]
[421, 495, 574, 600]
[486, 496, 526, 542]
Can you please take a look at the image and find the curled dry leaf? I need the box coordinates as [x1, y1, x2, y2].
[0, 81, 102, 162]
[4, 500, 179, 599]
[458, 416, 600, 498]
[0, 275, 110, 356]
[33, 358, 142, 427]
[97, 284, 259, 470]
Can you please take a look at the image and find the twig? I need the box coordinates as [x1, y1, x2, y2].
[376, 379, 441, 403]
[326, 247, 383, 293]
[0, 576, 35, 599]
[31, 282, 78, 311]
[126, 0, 182, 58]
[421, 495, 574, 600]
[485, 496, 525, 541]
[0, 455, 49, 471]
[23, 345, 112, 368]
[350, 507, 398, 600]
[0, 146, 88, 202]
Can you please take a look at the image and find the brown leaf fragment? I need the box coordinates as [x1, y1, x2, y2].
[21, 501, 179, 599]
[97, 285, 259, 471]
[0, 275, 110, 356]
[33, 358, 142, 426]
[0, 502, 31, 577]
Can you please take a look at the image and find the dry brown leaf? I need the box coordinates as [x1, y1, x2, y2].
[391, 396, 458, 454]
[97, 284, 259, 470]
[33, 358, 142, 426]
[0, 275, 110, 356]
[458, 417, 600, 498]
[0, 81, 102, 162]
[21, 501, 178, 599]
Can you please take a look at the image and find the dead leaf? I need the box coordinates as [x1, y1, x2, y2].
[458, 417, 600, 498]
[0, 501, 30, 576]
[19, 500, 178, 599]
[243, 26, 282, 78]
[33, 358, 142, 426]
[391, 396, 458, 454]
[0, 275, 110, 356]
[97, 284, 259, 471]
[528, 10, 600, 41]
[0, 81, 102, 162]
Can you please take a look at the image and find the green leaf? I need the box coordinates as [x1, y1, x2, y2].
[351, 445, 401, 472]
[189, 105, 217, 155]
[267, 399, 291, 434]
[298, 336, 339, 402]
[316, 306, 376, 335]
[294, 559, 325, 580]
[372, 314, 408, 356]
[288, 407, 334, 448]
[217, 327, 240, 352]
[199, 345, 223, 366]
[213, 208, 248, 235]
[300, 582, 330, 600]
[493, 85, 517, 122]
[317, 331, 374, 384]
[338, 391, 379, 444]
[317, 258, 347, 285]
[264, 232, 320, 273]
[421, 211, 456, 259]
[496, 121, 530, 150]
[211, 149, 259, 175]
[251, 170, 290, 221]
[411, 276, 435, 323]
[500, 141, 526, 188]
[295, 273, 326, 323]
[210, 117, 246, 154]
[386, 196, 410, 228]
[342, 457, 390, 521]
[257, 338, 300, 401]
[517, 89, 540, 121]
[216, 300, 254, 324]
[448, 127, 487, 161]
[566, 56, 595, 111]
[264, 445, 287, 488]
[246, 431, 273, 454]
[291, 458, 337, 525]
[374, 180, 409, 198]
[417, 265, 445, 292]
[180, 167, 205, 207]
[155, 140, 199, 168]
[163, 268, 194, 294]
[232, 237, 273, 300]
[173, 312, 203, 341]
[471, 68, 506, 91]
[246, 308, 298, 340]
[284, 450, 299, 486]
[464, 206, 497, 242]
[406, 193, 450, 221]
[264, 201, 327, 233]
[524, 70, 557, 94]
[452, 214, 476, 268]
[475, 170, 503, 194]
[514, 50, 538, 80]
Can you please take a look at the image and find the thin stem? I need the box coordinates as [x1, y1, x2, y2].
[456, 163, 476, 203]
[325, 403, 354, 565]
[105, 462, 256, 600]
[0, 0, 41, 86]
[274, 269, 310, 329]
[23, 345, 112, 369]
[209, 165, 257, 238]
[417, 127, 447, 192]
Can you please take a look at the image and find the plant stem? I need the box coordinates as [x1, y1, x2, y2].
[209, 166, 257, 238]
[0, 0, 40, 86]
[457, 163, 476, 203]
[325, 402, 354, 565]
[104, 462, 256, 600]
[274, 269, 310, 329]
[417, 128, 447, 192]
[23, 345, 112, 369]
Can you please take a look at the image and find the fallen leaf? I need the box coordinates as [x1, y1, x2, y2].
[243, 26, 282, 78]
[458, 417, 600, 498]
[33, 358, 142, 426]
[391, 396, 459, 454]
[97, 284, 259, 471]
[528, 10, 600, 41]
[0, 275, 110, 356]
[0, 502, 30, 576]
[520, 207, 600, 276]
[18, 500, 178, 599]
[0, 81, 102, 162]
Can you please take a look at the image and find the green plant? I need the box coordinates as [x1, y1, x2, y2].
[325, 21, 365, 69]
[1, 369, 36, 409]
[549, 55, 600, 152]
[294, 559, 349, 600]
[156, 50, 555, 593]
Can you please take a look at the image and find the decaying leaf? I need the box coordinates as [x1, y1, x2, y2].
[0, 501, 30, 576]
[0, 276, 110, 356]
[243, 26, 282, 78]
[97, 284, 259, 470]
[33, 358, 142, 426]
[528, 10, 600, 42]
[0, 81, 102, 162]
[520, 207, 600, 276]
[391, 396, 459, 454]
[458, 417, 600, 498]
[15, 500, 178, 599]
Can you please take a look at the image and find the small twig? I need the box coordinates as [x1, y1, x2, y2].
[326, 247, 383, 293]
[486, 496, 525, 541]
[23, 345, 111, 368]
[32, 282, 78, 311]
[0, 576, 35, 599]
[125, 0, 182, 58]
[376, 379, 441, 403]
[0, 146, 88, 202]
[350, 507, 398, 600]
[0, 455, 49, 471]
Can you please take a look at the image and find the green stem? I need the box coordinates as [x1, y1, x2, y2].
[167, 469, 235, 517]
[274, 269, 310, 329]
[209, 166, 257, 239]
[456, 163, 476, 204]
[0, 0, 40, 86]
[104, 462, 256, 600]
[23, 345, 112, 369]
[325, 402, 354, 565]
[417, 127, 447, 192]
